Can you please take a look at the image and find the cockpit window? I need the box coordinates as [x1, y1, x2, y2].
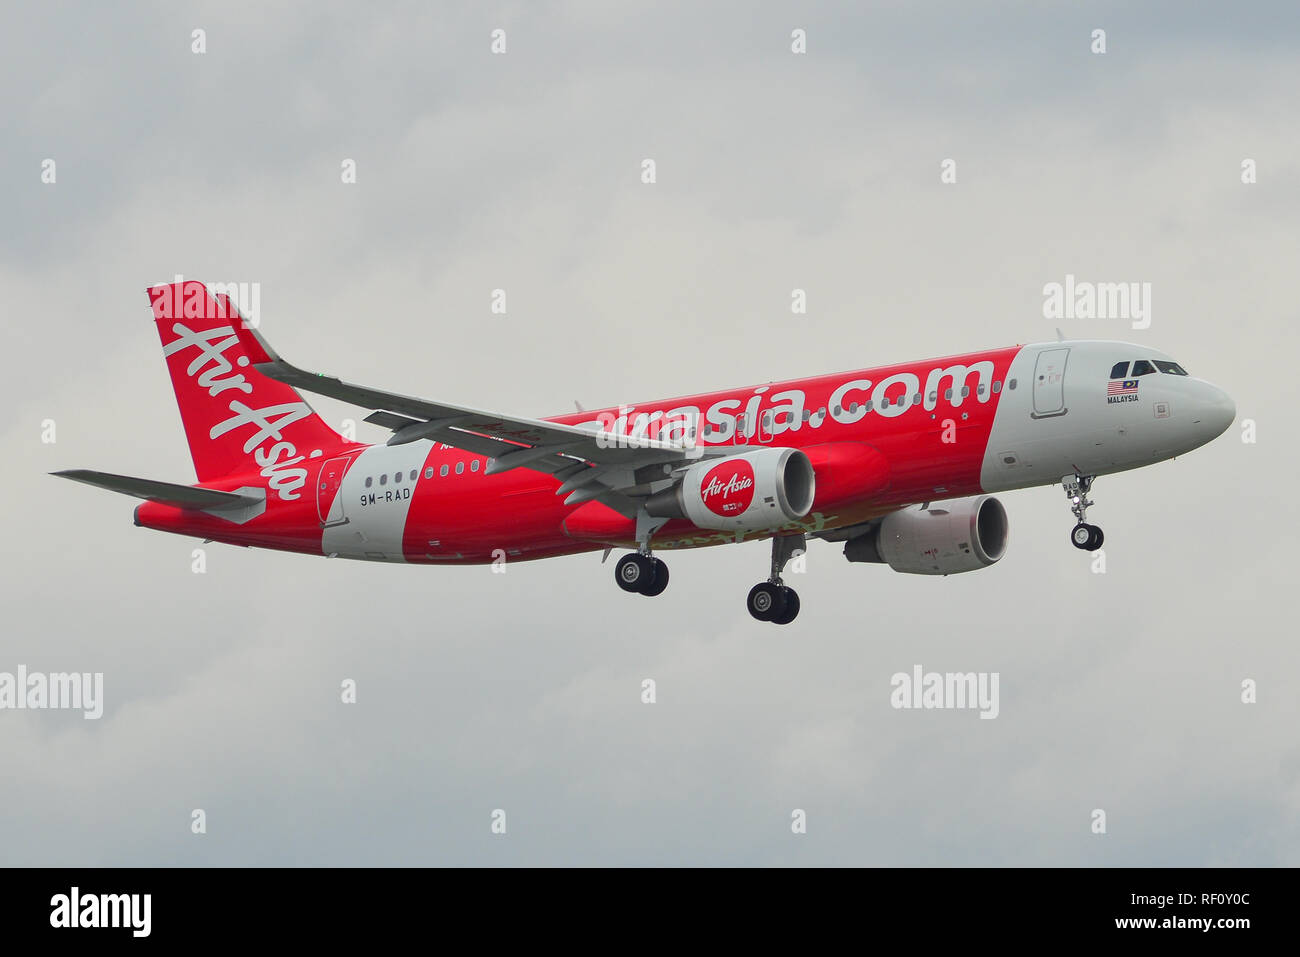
[1153, 360, 1188, 376]
[1109, 361, 1129, 379]
[1130, 359, 1156, 377]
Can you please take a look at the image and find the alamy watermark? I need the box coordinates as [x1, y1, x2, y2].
[1043, 274, 1151, 330]
[150, 273, 261, 328]
[890, 665, 999, 719]
[0, 666, 103, 719]
[50, 887, 150, 937]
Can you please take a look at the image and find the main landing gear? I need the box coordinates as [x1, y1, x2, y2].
[611, 520, 805, 622]
[747, 533, 804, 625]
[1063, 473, 1104, 551]
[615, 507, 671, 597]
[615, 552, 669, 596]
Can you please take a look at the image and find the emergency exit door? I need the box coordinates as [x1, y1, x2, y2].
[316, 456, 352, 526]
[1031, 348, 1070, 418]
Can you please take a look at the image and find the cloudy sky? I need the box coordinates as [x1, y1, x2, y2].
[3, 0, 1297, 865]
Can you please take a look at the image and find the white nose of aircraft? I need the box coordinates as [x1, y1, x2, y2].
[1191, 381, 1236, 442]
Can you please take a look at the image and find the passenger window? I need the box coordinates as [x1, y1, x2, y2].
[424, 467, 434, 480]
[379, 474, 387, 486]
[394, 472, 402, 483]
[365, 476, 373, 488]
[1109, 361, 1129, 379]
[993, 381, 1002, 393]
[1009, 379, 1017, 390]
[960, 386, 970, 397]
[471, 460, 480, 472]
[455, 462, 465, 475]
[1131, 360, 1156, 377]
[439, 465, 449, 477]
[944, 388, 953, 400]
[410, 469, 417, 481]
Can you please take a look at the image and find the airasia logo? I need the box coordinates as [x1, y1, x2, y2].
[160, 319, 311, 501]
[700, 460, 755, 516]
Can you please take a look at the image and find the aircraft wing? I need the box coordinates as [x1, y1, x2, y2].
[233, 322, 714, 517]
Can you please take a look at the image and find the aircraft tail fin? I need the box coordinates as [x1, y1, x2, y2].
[147, 281, 348, 495]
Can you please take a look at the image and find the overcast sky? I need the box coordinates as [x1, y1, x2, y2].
[3, 1, 1297, 865]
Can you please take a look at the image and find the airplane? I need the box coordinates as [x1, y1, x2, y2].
[53, 281, 1236, 624]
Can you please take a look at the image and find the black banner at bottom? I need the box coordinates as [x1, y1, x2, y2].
[0, 866, 1274, 943]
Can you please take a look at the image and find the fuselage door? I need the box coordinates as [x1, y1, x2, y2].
[317, 455, 352, 527]
[1031, 347, 1070, 418]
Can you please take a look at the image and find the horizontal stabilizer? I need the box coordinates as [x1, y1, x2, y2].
[51, 470, 261, 511]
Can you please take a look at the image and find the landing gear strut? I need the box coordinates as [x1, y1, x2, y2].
[615, 508, 670, 596]
[747, 533, 804, 624]
[1063, 473, 1104, 551]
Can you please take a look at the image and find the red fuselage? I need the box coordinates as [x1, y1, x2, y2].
[137, 346, 1021, 562]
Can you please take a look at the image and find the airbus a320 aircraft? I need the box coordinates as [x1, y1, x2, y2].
[55, 281, 1235, 623]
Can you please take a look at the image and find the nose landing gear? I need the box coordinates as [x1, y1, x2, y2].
[747, 533, 805, 624]
[1063, 474, 1104, 550]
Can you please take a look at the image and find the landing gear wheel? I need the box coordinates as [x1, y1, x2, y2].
[1071, 524, 1104, 551]
[747, 582, 788, 622]
[641, 558, 669, 597]
[771, 588, 800, 625]
[615, 553, 654, 593]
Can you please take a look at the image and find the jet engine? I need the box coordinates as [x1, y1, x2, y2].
[844, 495, 1008, 575]
[646, 448, 815, 532]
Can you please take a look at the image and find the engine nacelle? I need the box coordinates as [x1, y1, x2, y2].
[646, 448, 815, 532]
[845, 495, 1008, 575]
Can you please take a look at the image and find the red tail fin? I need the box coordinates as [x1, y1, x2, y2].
[149, 281, 347, 500]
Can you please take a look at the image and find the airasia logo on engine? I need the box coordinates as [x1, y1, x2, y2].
[700, 461, 755, 516]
